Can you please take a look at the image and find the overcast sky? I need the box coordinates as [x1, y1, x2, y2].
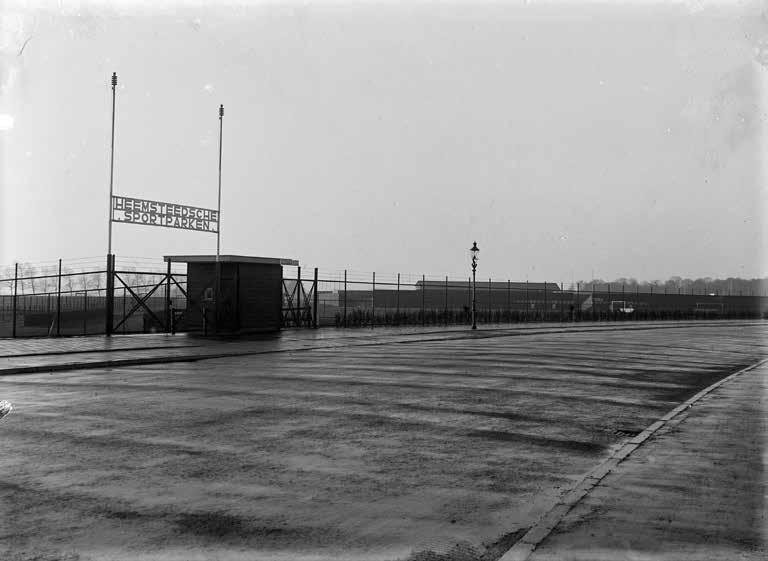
[1, 0, 766, 282]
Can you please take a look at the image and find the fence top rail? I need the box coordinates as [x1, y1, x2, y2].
[0, 270, 107, 283]
[0, 269, 187, 285]
[115, 270, 187, 277]
[0, 281, 188, 298]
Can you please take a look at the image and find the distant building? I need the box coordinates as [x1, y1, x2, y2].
[415, 280, 556, 292]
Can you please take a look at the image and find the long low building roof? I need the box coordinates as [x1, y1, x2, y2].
[416, 280, 556, 290]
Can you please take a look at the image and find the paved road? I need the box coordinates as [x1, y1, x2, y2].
[1, 320, 763, 374]
[526, 360, 768, 561]
[0, 321, 765, 561]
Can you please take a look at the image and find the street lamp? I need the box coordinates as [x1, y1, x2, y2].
[470, 241, 479, 329]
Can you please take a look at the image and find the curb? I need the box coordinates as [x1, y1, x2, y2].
[498, 357, 768, 561]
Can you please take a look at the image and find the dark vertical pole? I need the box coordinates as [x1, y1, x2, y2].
[488, 278, 491, 323]
[165, 258, 172, 332]
[468, 276, 471, 324]
[216, 104, 224, 260]
[122, 287, 126, 334]
[105, 254, 113, 336]
[108, 72, 117, 256]
[396, 273, 400, 325]
[472, 271, 477, 329]
[83, 289, 88, 335]
[543, 282, 547, 322]
[444, 275, 448, 326]
[343, 269, 347, 328]
[507, 279, 511, 323]
[56, 259, 62, 336]
[12, 263, 18, 338]
[560, 282, 564, 321]
[421, 274, 425, 326]
[576, 282, 580, 321]
[296, 266, 302, 327]
[607, 283, 611, 320]
[622, 283, 625, 321]
[372, 272, 375, 328]
[313, 267, 319, 329]
[525, 280, 529, 321]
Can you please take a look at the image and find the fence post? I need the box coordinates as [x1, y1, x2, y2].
[396, 273, 400, 325]
[488, 278, 491, 324]
[576, 282, 580, 322]
[507, 280, 511, 323]
[57, 259, 62, 336]
[313, 267, 318, 329]
[12, 263, 18, 338]
[83, 289, 88, 335]
[123, 287, 127, 334]
[444, 275, 448, 326]
[622, 284, 625, 321]
[166, 258, 172, 333]
[343, 269, 347, 328]
[105, 254, 114, 336]
[543, 282, 547, 322]
[525, 280, 529, 321]
[296, 266, 302, 327]
[421, 274, 425, 326]
[372, 272, 375, 328]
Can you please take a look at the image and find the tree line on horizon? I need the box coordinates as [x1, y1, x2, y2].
[571, 276, 768, 296]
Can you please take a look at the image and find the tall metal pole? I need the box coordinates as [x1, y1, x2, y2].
[217, 104, 224, 260]
[107, 72, 117, 256]
[472, 266, 477, 330]
[214, 104, 224, 334]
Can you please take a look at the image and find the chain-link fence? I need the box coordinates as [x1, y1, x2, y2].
[288, 267, 768, 328]
[1, 258, 766, 338]
[0, 257, 186, 338]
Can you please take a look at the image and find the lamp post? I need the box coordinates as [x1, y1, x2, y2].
[470, 241, 479, 329]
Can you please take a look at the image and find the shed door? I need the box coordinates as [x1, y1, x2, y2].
[217, 264, 239, 332]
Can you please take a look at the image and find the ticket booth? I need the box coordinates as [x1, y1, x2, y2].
[164, 255, 298, 334]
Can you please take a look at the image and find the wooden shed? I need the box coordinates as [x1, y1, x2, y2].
[164, 255, 298, 334]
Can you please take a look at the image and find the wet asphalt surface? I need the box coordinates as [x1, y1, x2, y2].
[0, 322, 766, 561]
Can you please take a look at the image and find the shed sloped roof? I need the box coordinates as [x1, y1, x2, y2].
[164, 255, 299, 266]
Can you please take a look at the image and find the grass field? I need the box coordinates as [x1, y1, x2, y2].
[1, 323, 766, 561]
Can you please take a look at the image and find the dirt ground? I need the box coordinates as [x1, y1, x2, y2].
[0, 323, 766, 561]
